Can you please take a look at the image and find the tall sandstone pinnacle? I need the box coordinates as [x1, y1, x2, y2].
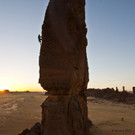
[39, 0, 92, 135]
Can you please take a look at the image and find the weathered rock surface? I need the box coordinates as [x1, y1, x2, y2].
[39, 0, 88, 95]
[39, 0, 92, 135]
[41, 95, 92, 135]
[18, 122, 41, 135]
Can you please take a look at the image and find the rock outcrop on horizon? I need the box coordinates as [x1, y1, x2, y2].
[86, 88, 135, 104]
[39, 0, 92, 135]
[133, 87, 135, 94]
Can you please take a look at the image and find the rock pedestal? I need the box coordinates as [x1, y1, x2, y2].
[41, 95, 91, 135]
[39, 0, 92, 135]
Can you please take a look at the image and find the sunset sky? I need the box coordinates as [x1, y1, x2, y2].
[0, 0, 135, 91]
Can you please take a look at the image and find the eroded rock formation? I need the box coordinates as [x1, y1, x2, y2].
[39, 0, 92, 135]
[86, 88, 135, 104]
[18, 123, 41, 135]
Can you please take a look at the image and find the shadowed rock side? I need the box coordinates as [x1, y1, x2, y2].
[39, 0, 92, 135]
[39, 0, 88, 95]
[18, 123, 41, 135]
[41, 96, 92, 135]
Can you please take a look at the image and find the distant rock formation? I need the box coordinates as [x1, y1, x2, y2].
[86, 88, 135, 104]
[133, 87, 135, 94]
[39, 0, 92, 135]
[122, 86, 125, 92]
[116, 87, 119, 92]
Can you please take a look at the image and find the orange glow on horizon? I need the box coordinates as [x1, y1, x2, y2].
[0, 85, 44, 92]
[0, 86, 9, 91]
[0, 90, 4, 93]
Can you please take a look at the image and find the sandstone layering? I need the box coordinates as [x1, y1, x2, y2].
[39, 0, 92, 135]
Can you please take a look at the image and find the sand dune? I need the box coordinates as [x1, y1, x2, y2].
[0, 93, 135, 135]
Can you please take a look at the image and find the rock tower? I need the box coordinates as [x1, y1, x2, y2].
[133, 87, 135, 94]
[39, 0, 92, 135]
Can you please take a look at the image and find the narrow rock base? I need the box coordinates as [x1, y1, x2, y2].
[41, 95, 92, 135]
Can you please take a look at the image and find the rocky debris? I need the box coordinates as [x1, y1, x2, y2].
[121, 117, 125, 122]
[86, 88, 135, 104]
[18, 122, 41, 135]
[18, 129, 30, 135]
[39, 0, 92, 135]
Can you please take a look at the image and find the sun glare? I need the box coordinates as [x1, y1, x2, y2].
[0, 86, 9, 91]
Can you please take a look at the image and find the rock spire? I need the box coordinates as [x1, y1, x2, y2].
[39, 0, 92, 135]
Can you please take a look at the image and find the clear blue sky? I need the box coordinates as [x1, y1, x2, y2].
[0, 0, 135, 91]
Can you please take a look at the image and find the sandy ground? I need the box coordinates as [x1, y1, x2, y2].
[0, 93, 135, 135]
[0, 92, 45, 135]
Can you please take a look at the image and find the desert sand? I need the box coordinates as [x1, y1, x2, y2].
[0, 92, 135, 135]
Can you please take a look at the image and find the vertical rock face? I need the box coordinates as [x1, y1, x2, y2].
[39, 0, 88, 95]
[39, 0, 92, 135]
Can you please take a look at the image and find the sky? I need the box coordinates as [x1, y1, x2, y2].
[0, 0, 135, 91]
